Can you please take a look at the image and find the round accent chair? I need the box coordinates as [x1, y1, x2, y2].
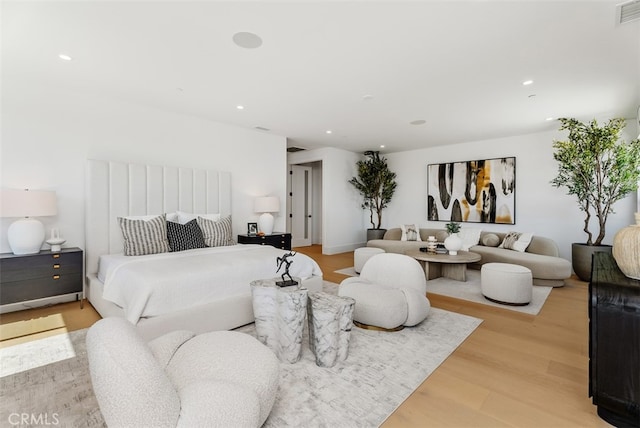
[339, 253, 430, 331]
[86, 317, 279, 427]
[481, 262, 533, 306]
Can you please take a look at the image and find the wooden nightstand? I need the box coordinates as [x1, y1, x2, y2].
[237, 233, 292, 250]
[0, 247, 84, 308]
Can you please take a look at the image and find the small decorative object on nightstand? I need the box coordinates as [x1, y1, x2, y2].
[45, 228, 66, 252]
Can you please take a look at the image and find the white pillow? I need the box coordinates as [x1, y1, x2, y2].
[165, 212, 179, 223]
[177, 211, 221, 225]
[458, 228, 482, 251]
[400, 224, 422, 242]
[499, 231, 533, 252]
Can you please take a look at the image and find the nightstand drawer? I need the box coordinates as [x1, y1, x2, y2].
[0, 273, 83, 305]
[0, 251, 82, 282]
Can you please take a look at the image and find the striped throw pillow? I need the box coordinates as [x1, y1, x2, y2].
[166, 219, 206, 252]
[118, 214, 170, 256]
[197, 215, 235, 247]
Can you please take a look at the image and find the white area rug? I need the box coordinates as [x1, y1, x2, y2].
[334, 266, 358, 277]
[334, 267, 552, 315]
[0, 282, 481, 427]
[426, 269, 552, 315]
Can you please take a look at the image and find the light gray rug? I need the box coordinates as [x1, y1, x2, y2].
[0, 282, 482, 427]
[425, 269, 552, 315]
[334, 267, 551, 315]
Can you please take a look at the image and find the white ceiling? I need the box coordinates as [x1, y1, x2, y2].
[3, 1, 639, 154]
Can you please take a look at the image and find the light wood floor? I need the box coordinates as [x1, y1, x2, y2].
[0, 245, 609, 427]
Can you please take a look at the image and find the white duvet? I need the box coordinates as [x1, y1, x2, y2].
[99, 244, 322, 323]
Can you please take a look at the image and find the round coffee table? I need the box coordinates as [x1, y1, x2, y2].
[406, 250, 481, 282]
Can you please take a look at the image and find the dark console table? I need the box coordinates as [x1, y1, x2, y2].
[589, 252, 640, 427]
[237, 233, 292, 250]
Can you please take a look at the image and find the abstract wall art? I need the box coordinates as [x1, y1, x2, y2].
[427, 157, 516, 224]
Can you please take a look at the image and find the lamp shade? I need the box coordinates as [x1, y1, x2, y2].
[1, 189, 57, 217]
[254, 196, 280, 213]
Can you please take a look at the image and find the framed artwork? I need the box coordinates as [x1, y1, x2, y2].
[427, 156, 516, 224]
[247, 222, 258, 236]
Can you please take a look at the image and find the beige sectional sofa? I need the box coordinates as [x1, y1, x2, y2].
[366, 228, 572, 287]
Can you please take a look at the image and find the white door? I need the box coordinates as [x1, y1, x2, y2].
[290, 165, 313, 247]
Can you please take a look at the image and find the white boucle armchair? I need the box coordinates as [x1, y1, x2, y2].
[339, 253, 431, 330]
[86, 317, 279, 428]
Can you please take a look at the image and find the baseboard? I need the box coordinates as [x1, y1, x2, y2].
[322, 242, 366, 255]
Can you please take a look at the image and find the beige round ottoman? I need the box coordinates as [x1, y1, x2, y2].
[481, 263, 532, 306]
[354, 247, 385, 273]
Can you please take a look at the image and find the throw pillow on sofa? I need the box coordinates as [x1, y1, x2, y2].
[481, 233, 501, 247]
[400, 224, 422, 241]
[458, 228, 482, 251]
[499, 231, 533, 252]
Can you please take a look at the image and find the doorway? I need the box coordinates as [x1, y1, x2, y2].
[288, 162, 322, 247]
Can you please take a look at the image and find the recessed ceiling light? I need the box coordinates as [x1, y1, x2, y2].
[58, 54, 72, 61]
[236, 105, 244, 110]
[380, 145, 385, 148]
[522, 80, 534, 86]
[410, 120, 426, 125]
[362, 95, 374, 101]
[326, 130, 332, 134]
[232, 32, 263, 49]
[545, 117, 554, 121]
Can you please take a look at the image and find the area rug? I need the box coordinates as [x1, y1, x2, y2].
[426, 269, 552, 315]
[0, 282, 481, 427]
[334, 266, 358, 276]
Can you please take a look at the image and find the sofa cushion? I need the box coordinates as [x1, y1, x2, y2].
[459, 228, 482, 250]
[500, 231, 533, 252]
[400, 224, 422, 241]
[481, 233, 501, 247]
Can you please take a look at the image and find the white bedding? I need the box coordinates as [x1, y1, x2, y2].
[99, 245, 322, 323]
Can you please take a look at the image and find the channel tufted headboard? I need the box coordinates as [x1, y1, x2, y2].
[85, 159, 231, 277]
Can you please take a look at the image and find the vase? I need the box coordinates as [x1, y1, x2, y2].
[612, 213, 640, 280]
[444, 233, 462, 255]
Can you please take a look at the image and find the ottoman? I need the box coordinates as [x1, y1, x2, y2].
[354, 247, 385, 273]
[481, 263, 533, 306]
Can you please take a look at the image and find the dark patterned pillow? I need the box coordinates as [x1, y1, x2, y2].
[166, 219, 206, 252]
[118, 214, 170, 256]
[196, 215, 236, 247]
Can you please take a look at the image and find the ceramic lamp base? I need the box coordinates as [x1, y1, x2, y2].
[258, 212, 275, 235]
[7, 218, 45, 255]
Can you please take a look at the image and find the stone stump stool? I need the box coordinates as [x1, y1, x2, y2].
[250, 277, 307, 363]
[307, 291, 356, 368]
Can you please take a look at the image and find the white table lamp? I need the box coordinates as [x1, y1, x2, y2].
[255, 196, 280, 235]
[1, 189, 57, 254]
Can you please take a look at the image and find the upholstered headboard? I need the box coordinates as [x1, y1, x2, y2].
[85, 159, 231, 276]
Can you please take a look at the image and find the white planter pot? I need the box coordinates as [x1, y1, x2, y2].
[444, 233, 462, 255]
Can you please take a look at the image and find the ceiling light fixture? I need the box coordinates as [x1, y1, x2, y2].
[236, 105, 244, 110]
[545, 117, 554, 121]
[410, 120, 426, 125]
[232, 32, 263, 49]
[522, 80, 534, 86]
[362, 95, 374, 101]
[326, 130, 332, 134]
[58, 54, 72, 61]
[380, 145, 385, 148]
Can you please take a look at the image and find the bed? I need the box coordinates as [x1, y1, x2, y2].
[85, 159, 323, 340]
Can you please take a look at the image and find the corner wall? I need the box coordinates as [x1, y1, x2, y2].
[0, 82, 287, 254]
[384, 126, 638, 261]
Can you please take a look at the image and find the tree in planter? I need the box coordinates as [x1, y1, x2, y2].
[349, 151, 397, 230]
[551, 117, 640, 245]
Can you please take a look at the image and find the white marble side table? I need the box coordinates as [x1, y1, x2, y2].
[250, 277, 307, 364]
[307, 292, 356, 368]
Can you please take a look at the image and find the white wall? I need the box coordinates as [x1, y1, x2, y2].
[0, 81, 288, 254]
[288, 147, 363, 254]
[384, 125, 638, 261]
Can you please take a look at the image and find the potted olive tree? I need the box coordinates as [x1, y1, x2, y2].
[349, 151, 398, 241]
[551, 117, 640, 281]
